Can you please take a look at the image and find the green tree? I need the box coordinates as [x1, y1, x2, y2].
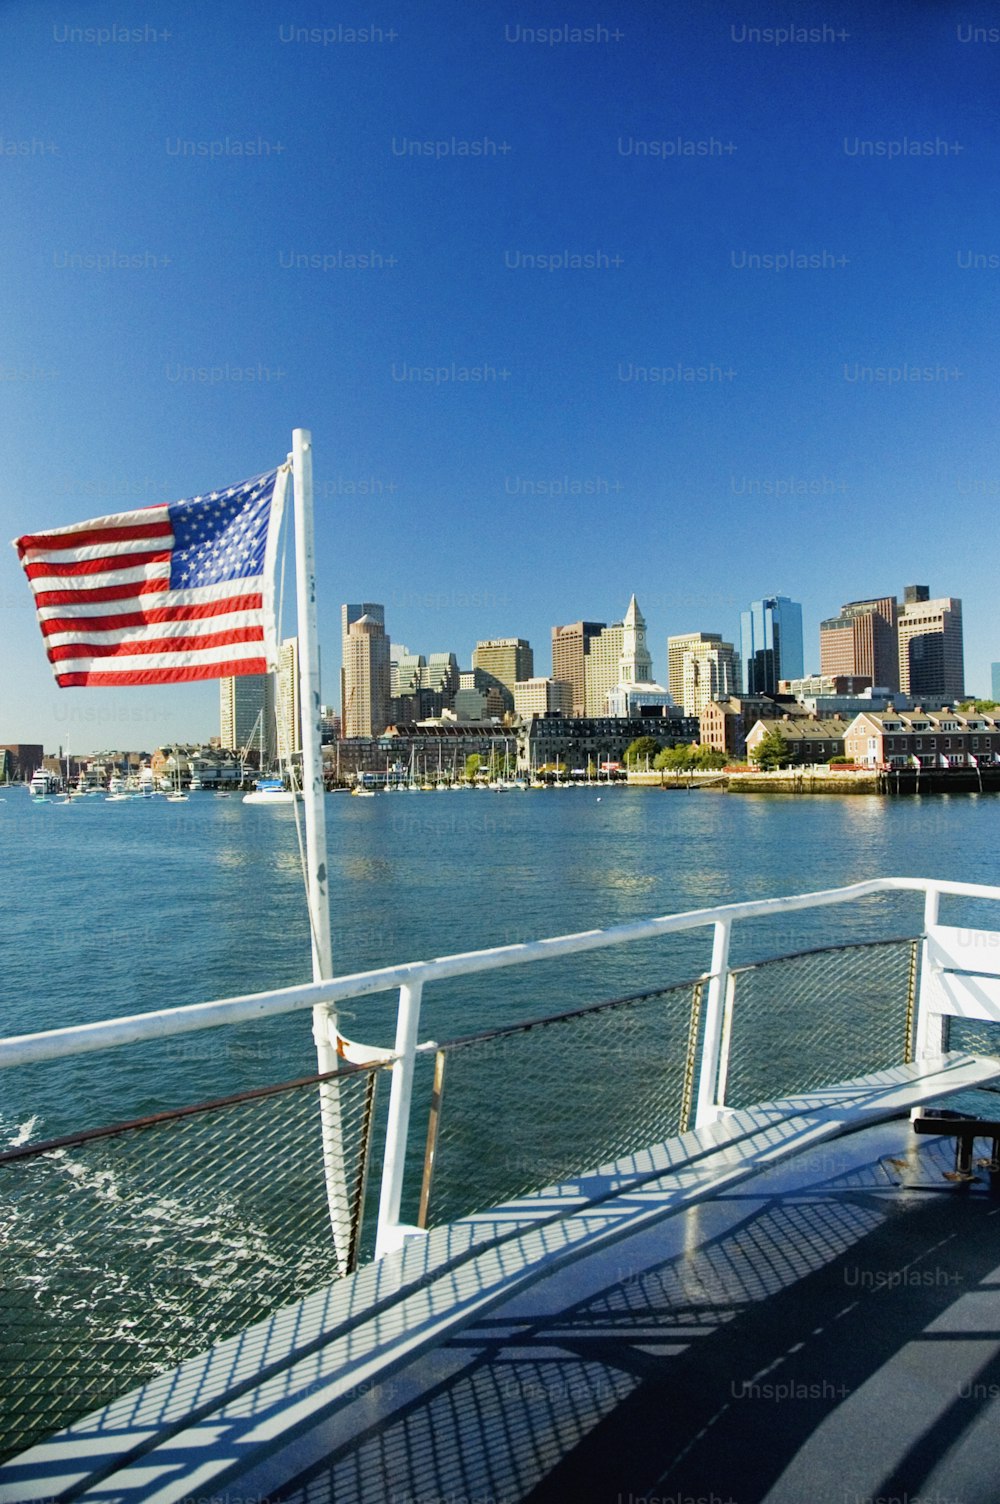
[465, 753, 481, 783]
[692, 744, 728, 770]
[624, 735, 663, 767]
[654, 743, 696, 772]
[750, 728, 793, 770]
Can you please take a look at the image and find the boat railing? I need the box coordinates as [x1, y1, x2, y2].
[3, 876, 1000, 1463]
[413, 934, 926, 1231]
[4, 877, 1000, 1259]
[0, 1057, 390, 1465]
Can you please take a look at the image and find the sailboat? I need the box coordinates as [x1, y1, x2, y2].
[241, 704, 301, 805]
[166, 754, 189, 802]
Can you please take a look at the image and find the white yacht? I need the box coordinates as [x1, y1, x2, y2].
[27, 769, 60, 799]
[242, 776, 299, 805]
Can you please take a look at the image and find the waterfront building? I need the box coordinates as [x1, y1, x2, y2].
[897, 586, 964, 703]
[844, 706, 1000, 769]
[378, 721, 515, 775]
[819, 597, 900, 694]
[668, 632, 717, 706]
[744, 716, 848, 766]
[0, 743, 44, 782]
[277, 637, 301, 759]
[472, 638, 533, 695]
[341, 602, 385, 722]
[681, 640, 738, 718]
[513, 677, 574, 719]
[219, 674, 275, 763]
[344, 612, 391, 738]
[740, 596, 803, 695]
[699, 695, 797, 759]
[516, 712, 701, 775]
[551, 621, 605, 717]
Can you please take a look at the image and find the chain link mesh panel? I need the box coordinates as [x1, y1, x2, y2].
[721, 938, 919, 1110]
[420, 981, 702, 1229]
[946, 1018, 1000, 1061]
[0, 1061, 386, 1465]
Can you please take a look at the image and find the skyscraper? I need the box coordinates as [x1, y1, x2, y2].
[681, 640, 738, 718]
[219, 673, 274, 763]
[472, 638, 534, 694]
[897, 586, 964, 702]
[341, 602, 385, 722]
[551, 621, 604, 717]
[819, 596, 899, 693]
[277, 637, 301, 759]
[740, 596, 803, 695]
[667, 632, 722, 706]
[584, 622, 625, 715]
[343, 611, 391, 737]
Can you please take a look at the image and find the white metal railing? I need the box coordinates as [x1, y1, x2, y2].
[3, 876, 1000, 1259]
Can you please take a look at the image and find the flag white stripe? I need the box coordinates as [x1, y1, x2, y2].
[54, 640, 267, 676]
[33, 577, 267, 622]
[19, 533, 175, 567]
[20, 504, 171, 541]
[44, 610, 263, 649]
[27, 560, 173, 595]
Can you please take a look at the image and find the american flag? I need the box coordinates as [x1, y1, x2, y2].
[13, 466, 288, 687]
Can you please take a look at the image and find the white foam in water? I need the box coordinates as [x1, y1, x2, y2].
[6, 1115, 40, 1147]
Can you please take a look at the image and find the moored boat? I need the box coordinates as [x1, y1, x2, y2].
[243, 776, 299, 805]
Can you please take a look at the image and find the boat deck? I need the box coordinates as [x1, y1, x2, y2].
[5, 1054, 1000, 1504]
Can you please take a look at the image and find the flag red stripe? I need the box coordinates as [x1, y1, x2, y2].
[24, 549, 171, 580]
[47, 626, 264, 662]
[32, 579, 171, 608]
[38, 593, 263, 636]
[16, 520, 172, 556]
[55, 658, 271, 687]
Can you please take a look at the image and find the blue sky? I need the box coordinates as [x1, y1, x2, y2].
[2, 0, 998, 750]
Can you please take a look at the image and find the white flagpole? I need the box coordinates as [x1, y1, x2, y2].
[292, 428, 333, 981]
[291, 427, 351, 1274]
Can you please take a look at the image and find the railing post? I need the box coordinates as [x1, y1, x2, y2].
[375, 980, 426, 1259]
[915, 884, 946, 1059]
[694, 918, 732, 1128]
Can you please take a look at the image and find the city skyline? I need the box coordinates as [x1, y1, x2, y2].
[2, 0, 998, 745]
[8, 572, 986, 753]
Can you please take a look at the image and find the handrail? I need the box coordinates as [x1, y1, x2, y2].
[3, 877, 999, 1069]
[5, 875, 1000, 1261]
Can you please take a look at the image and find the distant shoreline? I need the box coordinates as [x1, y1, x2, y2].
[627, 768, 1000, 796]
